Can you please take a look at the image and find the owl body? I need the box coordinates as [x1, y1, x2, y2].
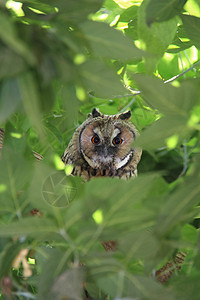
[62, 109, 142, 181]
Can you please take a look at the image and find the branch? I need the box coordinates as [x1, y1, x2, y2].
[164, 60, 200, 84]
[178, 141, 189, 178]
[89, 60, 200, 112]
[119, 97, 136, 113]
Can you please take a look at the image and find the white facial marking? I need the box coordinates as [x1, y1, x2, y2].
[81, 151, 112, 169]
[93, 127, 102, 138]
[81, 151, 97, 169]
[115, 153, 132, 170]
[111, 128, 121, 143]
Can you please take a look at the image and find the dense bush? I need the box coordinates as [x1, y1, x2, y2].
[0, 0, 200, 299]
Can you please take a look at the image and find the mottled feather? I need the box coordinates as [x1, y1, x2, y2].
[62, 108, 142, 181]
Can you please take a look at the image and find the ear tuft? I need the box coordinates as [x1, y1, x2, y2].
[118, 110, 131, 120]
[92, 108, 102, 118]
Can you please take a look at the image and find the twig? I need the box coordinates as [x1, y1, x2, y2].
[178, 53, 185, 78]
[178, 142, 189, 178]
[184, 50, 192, 66]
[164, 60, 200, 84]
[113, 93, 139, 98]
[120, 59, 200, 112]
[120, 97, 136, 112]
[125, 87, 142, 96]
[12, 291, 35, 299]
[127, 59, 200, 94]
[88, 60, 200, 115]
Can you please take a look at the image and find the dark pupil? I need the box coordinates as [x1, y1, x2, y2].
[114, 137, 121, 145]
[93, 136, 100, 144]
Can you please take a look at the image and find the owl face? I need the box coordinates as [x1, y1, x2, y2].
[80, 117, 135, 171]
[62, 108, 142, 180]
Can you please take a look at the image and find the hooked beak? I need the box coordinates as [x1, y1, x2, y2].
[103, 145, 108, 157]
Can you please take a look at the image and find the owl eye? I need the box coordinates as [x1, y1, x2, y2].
[91, 135, 100, 144]
[112, 137, 123, 145]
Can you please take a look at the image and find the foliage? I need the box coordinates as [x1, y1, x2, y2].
[0, 0, 200, 299]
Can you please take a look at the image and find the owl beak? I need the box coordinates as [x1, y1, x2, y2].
[103, 146, 108, 157]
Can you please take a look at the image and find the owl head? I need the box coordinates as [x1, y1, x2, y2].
[62, 108, 142, 179]
[77, 108, 140, 171]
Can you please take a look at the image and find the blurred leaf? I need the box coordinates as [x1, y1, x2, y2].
[97, 273, 122, 298]
[0, 11, 35, 65]
[138, 0, 177, 72]
[37, 249, 79, 299]
[146, 0, 187, 25]
[50, 268, 84, 300]
[82, 175, 158, 240]
[28, 162, 62, 212]
[181, 224, 198, 247]
[112, 0, 136, 9]
[97, 273, 175, 299]
[59, 82, 79, 129]
[0, 217, 57, 237]
[0, 147, 32, 212]
[18, 72, 44, 137]
[51, 0, 104, 23]
[136, 116, 189, 150]
[0, 46, 26, 80]
[118, 5, 138, 22]
[0, 242, 23, 279]
[22, 0, 56, 15]
[181, 14, 200, 49]
[167, 38, 192, 53]
[171, 274, 200, 300]
[80, 21, 143, 60]
[45, 121, 63, 145]
[118, 230, 158, 261]
[0, 78, 21, 123]
[133, 75, 197, 116]
[80, 60, 126, 97]
[155, 178, 200, 236]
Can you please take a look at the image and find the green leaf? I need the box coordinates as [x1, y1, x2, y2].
[118, 230, 159, 261]
[45, 121, 63, 145]
[0, 46, 26, 80]
[138, 0, 177, 72]
[82, 175, 158, 240]
[133, 75, 197, 117]
[22, 0, 56, 15]
[146, 0, 187, 25]
[18, 72, 44, 137]
[50, 0, 104, 23]
[118, 5, 138, 22]
[80, 60, 126, 98]
[181, 14, 200, 49]
[155, 178, 200, 236]
[0, 217, 58, 237]
[80, 21, 143, 61]
[181, 224, 198, 247]
[0, 147, 32, 213]
[28, 163, 62, 212]
[49, 269, 84, 300]
[0, 11, 35, 65]
[0, 242, 23, 279]
[58, 83, 79, 129]
[0, 79, 21, 124]
[136, 116, 189, 150]
[37, 248, 83, 299]
[97, 273, 174, 299]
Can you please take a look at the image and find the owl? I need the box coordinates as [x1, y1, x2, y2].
[61, 108, 142, 181]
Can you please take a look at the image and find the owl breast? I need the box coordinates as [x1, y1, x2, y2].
[61, 108, 142, 181]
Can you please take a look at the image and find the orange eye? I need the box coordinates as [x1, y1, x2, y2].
[113, 137, 123, 145]
[91, 136, 100, 144]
